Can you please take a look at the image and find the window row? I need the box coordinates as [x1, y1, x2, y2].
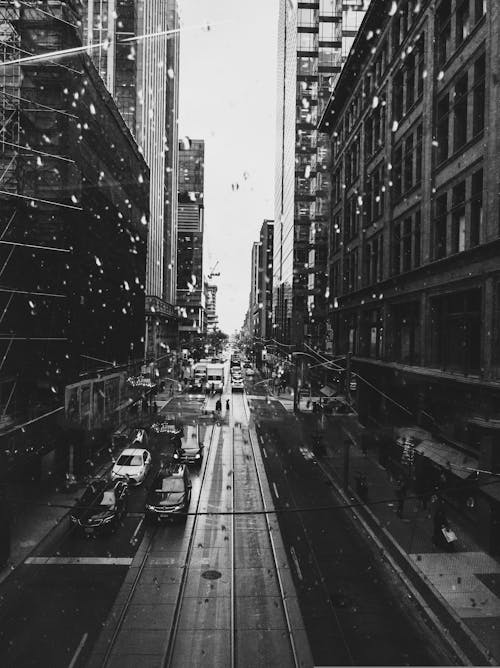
[433, 168, 483, 259]
[392, 123, 422, 199]
[435, 52, 485, 164]
[437, 0, 486, 67]
[392, 33, 425, 122]
[391, 209, 421, 276]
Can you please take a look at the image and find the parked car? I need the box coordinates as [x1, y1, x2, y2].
[145, 465, 191, 522]
[71, 479, 128, 535]
[173, 425, 203, 465]
[111, 448, 152, 485]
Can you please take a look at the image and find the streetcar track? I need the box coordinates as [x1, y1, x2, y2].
[238, 392, 301, 668]
[162, 422, 220, 667]
[249, 398, 355, 666]
[100, 423, 218, 668]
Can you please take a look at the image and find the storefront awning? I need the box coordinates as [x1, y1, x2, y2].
[414, 439, 478, 479]
[320, 385, 335, 397]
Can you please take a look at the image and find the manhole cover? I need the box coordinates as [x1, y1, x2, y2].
[201, 569, 222, 580]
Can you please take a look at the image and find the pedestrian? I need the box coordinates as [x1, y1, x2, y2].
[432, 499, 452, 549]
[211, 382, 215, 396]
[215, 398, 222, 414]
[226, 398, 230, 411]
[395, 478, 408, 517]
[355, 473, 368, 503]
[153, 401, 158, 414]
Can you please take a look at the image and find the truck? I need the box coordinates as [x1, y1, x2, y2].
[206, 363, 225, 392]
[193, 362, 208, 384]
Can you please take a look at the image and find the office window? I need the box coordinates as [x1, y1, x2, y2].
[405, 52, 415, 111]
[474, 0, 486, 22]
[364, 115, 373, 160]
[343, 249, 358, 293]
[436, 93, 450, 163]
[453, 74, 468, 151]
[391, 212, 422, 274]
[416, 33, 425, 99]
[451, 181, 466, 253]
[456, 0, 471, 46]
[436, 0, 452, 66]
[391, 11, 401, 57]
[473, 53, 485, 136]
[470, 169, 483, 247]
[434, 194, 448, 259]
[331, 211, 342, 253]
[431, 289, 481, 373]
[392, 301, 421, 365]
[363, 233, 383, 287]
[392, 69, 404, 122]
[298, 8, 317, 27]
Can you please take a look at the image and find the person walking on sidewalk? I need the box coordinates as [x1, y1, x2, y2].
[395, 478, 408, 518]
[225, 398, 230, 412]
[432, 499, 455, 550]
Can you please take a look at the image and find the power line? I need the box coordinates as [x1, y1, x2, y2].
[0, 190, 82, 210]
[0, 240, 71, 253]
[0, 287, 67, 298]
[1, 140, 75, 163]
[0, 91, 78, 119]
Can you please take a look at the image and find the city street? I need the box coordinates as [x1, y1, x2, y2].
[247, 390, 450, 666]
[0, 393, 212, 668]
[0, 377, 457, 666]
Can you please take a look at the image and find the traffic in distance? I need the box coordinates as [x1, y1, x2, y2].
[69, 351, 253, 539]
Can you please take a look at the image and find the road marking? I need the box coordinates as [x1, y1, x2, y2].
[272, 482, 279, 499]
[130, 517, 144, 544]
[25, 557, 133, 566]
[68, 632, 88, 668]
[262, 447, 267, 458]
[290, 546, 303, 581]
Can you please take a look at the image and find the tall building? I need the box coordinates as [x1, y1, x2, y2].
[249, 242, 260, 338]
[83, 0, 181, 363]
[205, 283, 219, 334]
[0, 1, 149, 473]
[274, 0, 367, 347]
[320, 0, 499, 552]
[177, 139, 205, 338]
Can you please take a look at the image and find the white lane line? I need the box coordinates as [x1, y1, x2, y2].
[130, 517, 144, 545]
[290, 546, 303, 581]
[272, 482, 279, 499]
[68, 632, 88, 668]
[262, 447, 267, 458]
[25, 557, 133, 566]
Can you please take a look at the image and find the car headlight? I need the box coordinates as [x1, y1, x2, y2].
[173, 505, 183, 512]
[173, 452, 179, 459]
[146, 504, 155, 511]
[195, 453, 201, 459]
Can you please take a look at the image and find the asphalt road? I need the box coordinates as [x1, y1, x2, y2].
[248, 389, 447, 666]
[0, 392, 212, 668]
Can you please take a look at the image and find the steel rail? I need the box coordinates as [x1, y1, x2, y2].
[101, 423, 217, 668]
[162, 422, 219, 667]
[239, 392, 301, 668]
[230, 421, 236, 668]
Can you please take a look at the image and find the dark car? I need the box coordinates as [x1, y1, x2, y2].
[70, 479, 128, 536]
[151, 417, 184, 441]
[173, 425, 203, 465]
[145, 465, 191, 522]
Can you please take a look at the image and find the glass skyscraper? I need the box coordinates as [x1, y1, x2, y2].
[274, 0, 368, 347]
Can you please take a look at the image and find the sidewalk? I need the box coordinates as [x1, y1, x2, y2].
[296, 410, 500, 665]
[0, 390, 178, 587]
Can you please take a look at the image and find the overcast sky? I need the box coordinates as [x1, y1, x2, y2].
[178, 0, 279, 334]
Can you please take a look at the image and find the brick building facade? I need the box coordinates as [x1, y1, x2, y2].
[319, 0, 500, 551]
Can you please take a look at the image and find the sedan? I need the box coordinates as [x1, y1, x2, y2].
[111, 447, 152, 485]
[71, 479, 128, 535]
[145, 465, 191, 522]
[173, 426, 203, 465]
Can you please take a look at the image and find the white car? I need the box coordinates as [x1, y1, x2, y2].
[111, 448, 152, 485]
[232, 378, 244, 392]
[244, 367, 255, 377]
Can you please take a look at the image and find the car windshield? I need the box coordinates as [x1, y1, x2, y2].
[98, 491, 116, 509]
[155, 477, 184, 493]
[116, 454, 142, 466]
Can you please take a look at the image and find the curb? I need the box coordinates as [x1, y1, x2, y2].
[308, 425, 496, 666]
